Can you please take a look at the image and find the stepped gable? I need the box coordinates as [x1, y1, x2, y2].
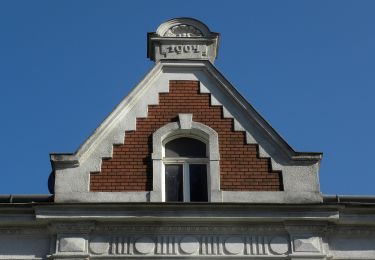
[90, 80, 282, 192]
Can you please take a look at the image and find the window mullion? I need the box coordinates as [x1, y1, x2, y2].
[183, 163, 190, 202]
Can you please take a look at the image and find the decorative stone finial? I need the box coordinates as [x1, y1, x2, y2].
[147, 18, 220, 63]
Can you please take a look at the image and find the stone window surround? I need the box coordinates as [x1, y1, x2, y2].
[150, 113, 222, 202]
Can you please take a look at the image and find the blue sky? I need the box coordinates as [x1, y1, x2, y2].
[0, 1, 374, 195]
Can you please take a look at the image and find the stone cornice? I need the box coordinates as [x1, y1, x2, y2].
[34, 204, 339, 223]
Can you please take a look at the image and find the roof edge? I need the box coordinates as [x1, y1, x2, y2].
[0, 194, 53, 203]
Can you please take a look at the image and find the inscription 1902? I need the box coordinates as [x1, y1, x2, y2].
[167, 45, 199, 54]
[160, 44, 207, 58]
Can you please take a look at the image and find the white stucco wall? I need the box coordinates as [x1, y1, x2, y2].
[0, 203, 374, 260]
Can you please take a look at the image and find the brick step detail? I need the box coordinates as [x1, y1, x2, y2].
[90, 80, 282, 192]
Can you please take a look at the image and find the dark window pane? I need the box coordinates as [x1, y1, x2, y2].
[189, 164, 208, 202]
[165, 165, 183, 202]
[165, 137, 206, 158]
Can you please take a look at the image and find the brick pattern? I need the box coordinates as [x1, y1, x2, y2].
[90, 81, 283, 192]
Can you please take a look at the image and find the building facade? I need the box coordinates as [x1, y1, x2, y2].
[1, 18, 375, 260]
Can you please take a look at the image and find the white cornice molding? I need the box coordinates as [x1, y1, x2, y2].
[35, 204, 339, 222]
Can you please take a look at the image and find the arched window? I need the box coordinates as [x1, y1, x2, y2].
[151, 115, 222, 203]
[163, 137, 208, 202]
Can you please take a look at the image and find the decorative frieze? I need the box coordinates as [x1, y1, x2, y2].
[88, 234, 290, 257]
[269, 236, 290, 255]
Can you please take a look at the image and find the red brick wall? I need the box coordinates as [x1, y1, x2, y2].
[90, 81, 283, 192]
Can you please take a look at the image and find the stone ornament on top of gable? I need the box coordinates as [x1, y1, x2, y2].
[156, 18, 211, 37]
[165, 24, 203, 37]
[148, 18, 220, 63]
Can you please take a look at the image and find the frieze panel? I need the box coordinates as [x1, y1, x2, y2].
[88, 234, 290, 257]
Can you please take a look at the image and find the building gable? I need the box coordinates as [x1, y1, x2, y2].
[50, 19, 322, 203]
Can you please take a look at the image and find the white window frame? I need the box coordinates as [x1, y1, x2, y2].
[164, 156, 209, 202]
[151, 114, 222, 202]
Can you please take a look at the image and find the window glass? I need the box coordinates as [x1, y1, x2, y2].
[165, 137, 206, 158]
[165, 165, 183, 202]
[189, 164, 208, 202]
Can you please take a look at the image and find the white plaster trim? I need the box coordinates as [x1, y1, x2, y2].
[55, 192, 149, 203]
[151, 121, 221, 202]
[78, 63, 165, 167]
[222, 191, 322, 204]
